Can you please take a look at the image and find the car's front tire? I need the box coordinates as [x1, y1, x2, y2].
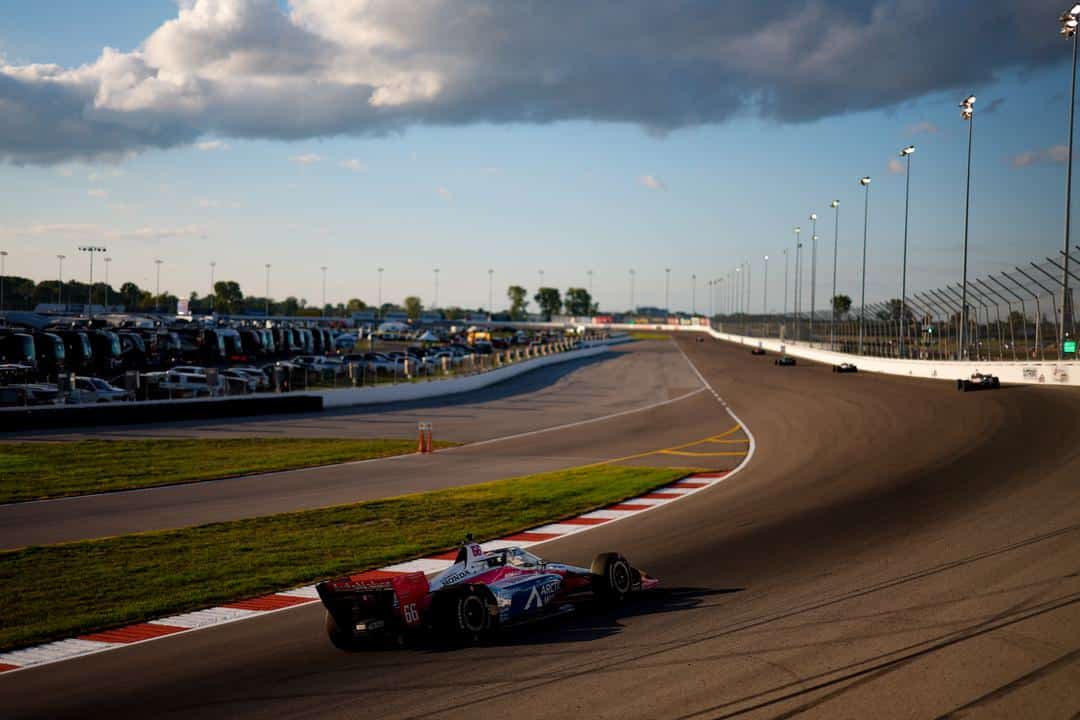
[591, 552, 634, 605]
[435, 586, 496, 643]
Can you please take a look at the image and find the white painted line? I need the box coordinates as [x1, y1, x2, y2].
[580, 509, 641, 520]
[610, 497, 670, 506]
[149, 607, 259, 629]
[278, 585, 320, 599]
[382, 558, 455, 574]
[457, 386, 707, 450]
[653, 487, 698, 495]
[0, 639, 113, 667]
[527, 523, 593, 535]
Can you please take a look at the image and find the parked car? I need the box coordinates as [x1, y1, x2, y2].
[220, 368, 259, 394]
[152, 371, 223, 398]
[0, 383, 60, 407]
[228, 366, 271, 391]
[68, 376, 133, 403]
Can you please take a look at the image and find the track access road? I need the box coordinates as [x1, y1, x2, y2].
[3, 335, 1079, 718]
[0, 340, 736, 548]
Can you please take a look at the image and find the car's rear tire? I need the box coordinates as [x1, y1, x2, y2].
[591, 553, 634, 605]
[325, 611, 367, 651]
[436, 587, 496, 643]
[992, 377, 1000, 388]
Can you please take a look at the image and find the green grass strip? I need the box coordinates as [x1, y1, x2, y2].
[628, 331, 671, 341]
[0, 464, 691, 651]
[0, 438, 456, 503]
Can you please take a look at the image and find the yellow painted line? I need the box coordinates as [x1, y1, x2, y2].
[706, 439, 750, 444]
[577, 426, 741, 469]
[708, 424, 743, 441]
[658, 449, 748, 457]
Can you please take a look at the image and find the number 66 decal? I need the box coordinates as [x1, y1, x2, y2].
[402, 603, 420, 625]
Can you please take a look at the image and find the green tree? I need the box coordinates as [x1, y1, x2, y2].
[831, 294, 852, 318]
[213, 280, 243, 314]
[345, 298, 367, 313]
[404, 296, 423, 320]
[507, 285, 528, 319]
[534, 287, 562, 320]
[564, 287, 593, 316]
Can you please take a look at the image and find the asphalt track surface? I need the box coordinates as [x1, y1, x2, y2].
[4, 336, 1080, 718]
[0, 341, 731, 548]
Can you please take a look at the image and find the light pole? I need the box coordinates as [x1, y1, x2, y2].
[488, 268, 494, 317]
[793, 227, 801, 340]
[899, 145, 916, 357]
[629, 269, 636, 313]
[858, 176, 872, 355]
[783, 248, 789, 327]
[691, 273, 697, 315]
[665, 267, 671, 315]
[735, 266, 742, 315]
[320, 265, 327, 316]
[1059, 5, 1080, 356]
[745, 261, 752, 318]
[154, 259, 163, 312]
[56, 254, 66, 306]
[830, 200, 839, 349]
[377, 267, 384, 314]
[587, 269, 594, 296]
[78, 246, 106, 320]
[707, 279, 713, 318]
[810, 213, 818, 343]
[434, 268, 440, 309]
[0, 250, 7, 314]
[264, 263, 271, 318]
[209, 261, 215, 314]
[959, 94, 977, 360]
[104, 256, 111, 310]
[763, 255, 769, 314]
[539, 269, 544, 288]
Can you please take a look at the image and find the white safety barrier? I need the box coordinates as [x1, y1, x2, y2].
[310, 336, 629, 408]
[604, 323, 1080, 387]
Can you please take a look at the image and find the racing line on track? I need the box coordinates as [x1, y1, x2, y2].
[0, 338, 754, 676]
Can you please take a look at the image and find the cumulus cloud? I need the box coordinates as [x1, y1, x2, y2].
[0, 0, 1065, 165]
[9, 223, 206, 242]
[887, 158, 905, 175]
[339, 158, 364, 171]
[292, 153, 320, 166]
[196, 140, 229, 151]
[87, 188, 108, 198]
[906, 121, 938, 135]
[1011, 145, 1069, 168]
[639, 175, 667, 191]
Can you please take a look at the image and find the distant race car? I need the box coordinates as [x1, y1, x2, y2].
[832, 363, 858, 373]
[316, 537, 657, 648]
[751, 347, 766, 356]
[957, 372, 1000, 391]
[695, 336, 705, 343]
[774, 355, 796, 366]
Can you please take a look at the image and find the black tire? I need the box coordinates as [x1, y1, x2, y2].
[324, 611, 366, 651]
[992, 377, 1000, 388]
[956, 379, 964, 391]
[961, 380, 970, 392]
[591, 553, 634, 605]
[832, 366, 838, 372]
[436, 587, 495, 642]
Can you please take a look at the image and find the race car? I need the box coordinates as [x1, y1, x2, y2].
[696, 336, 706, 343]
[751, 346, 766, 356]
[957, 372, 1000, 391]
[316, 537, 657, 649]
[774, 355, 796, 366]
[832, 362, 857, 373]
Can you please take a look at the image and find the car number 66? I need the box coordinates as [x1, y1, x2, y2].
[403, 603, 420, 624]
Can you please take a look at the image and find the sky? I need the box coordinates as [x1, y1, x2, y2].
[0, 0, 1075, 314]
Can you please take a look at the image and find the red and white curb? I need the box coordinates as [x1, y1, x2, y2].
[0, 470, 736, 676]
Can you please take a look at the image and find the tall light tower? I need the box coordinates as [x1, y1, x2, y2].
[57, 254, 66, 306]
[264, 263, 271, 318]
[434, 268, 440, 309]
[958, 94, 977, 360]
[809, 212, 818, 343]
[0, 250, 8, 314]
[830, 200, 840, 349]
[691, 273, 697, 315]
[899, 145, 916, 357]
[377, 267, 384, 313]
[209, 261, 216, 314]
[763, 255, 769, 314]
[793, 227, 802, 339]
[154, 259, 163, 312]
[78, 246, 106, 320]
[1059, 4, 1080, 356]
[320, 265, 328, 316]
[783, 248, 789, 324]
[587, 269, 594, 296]
[665, 267, 671, 315]
[488, 268, 494, 317]
[538, 269, 544, 288]
[629, 269, 636, 313]
[858, 176, 872, 355]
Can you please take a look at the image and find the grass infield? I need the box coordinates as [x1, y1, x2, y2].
[0, 464, 691, 651]
[0, 438, 456, 503]
[628, 331, 672, 341]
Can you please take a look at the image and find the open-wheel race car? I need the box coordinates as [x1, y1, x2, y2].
[774, 355, 796, 366]
[751, 346, 766, 356]
[832, 362, 858, 373]
[316, 537, 657, 649]
[957, 372, 1000, 391]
